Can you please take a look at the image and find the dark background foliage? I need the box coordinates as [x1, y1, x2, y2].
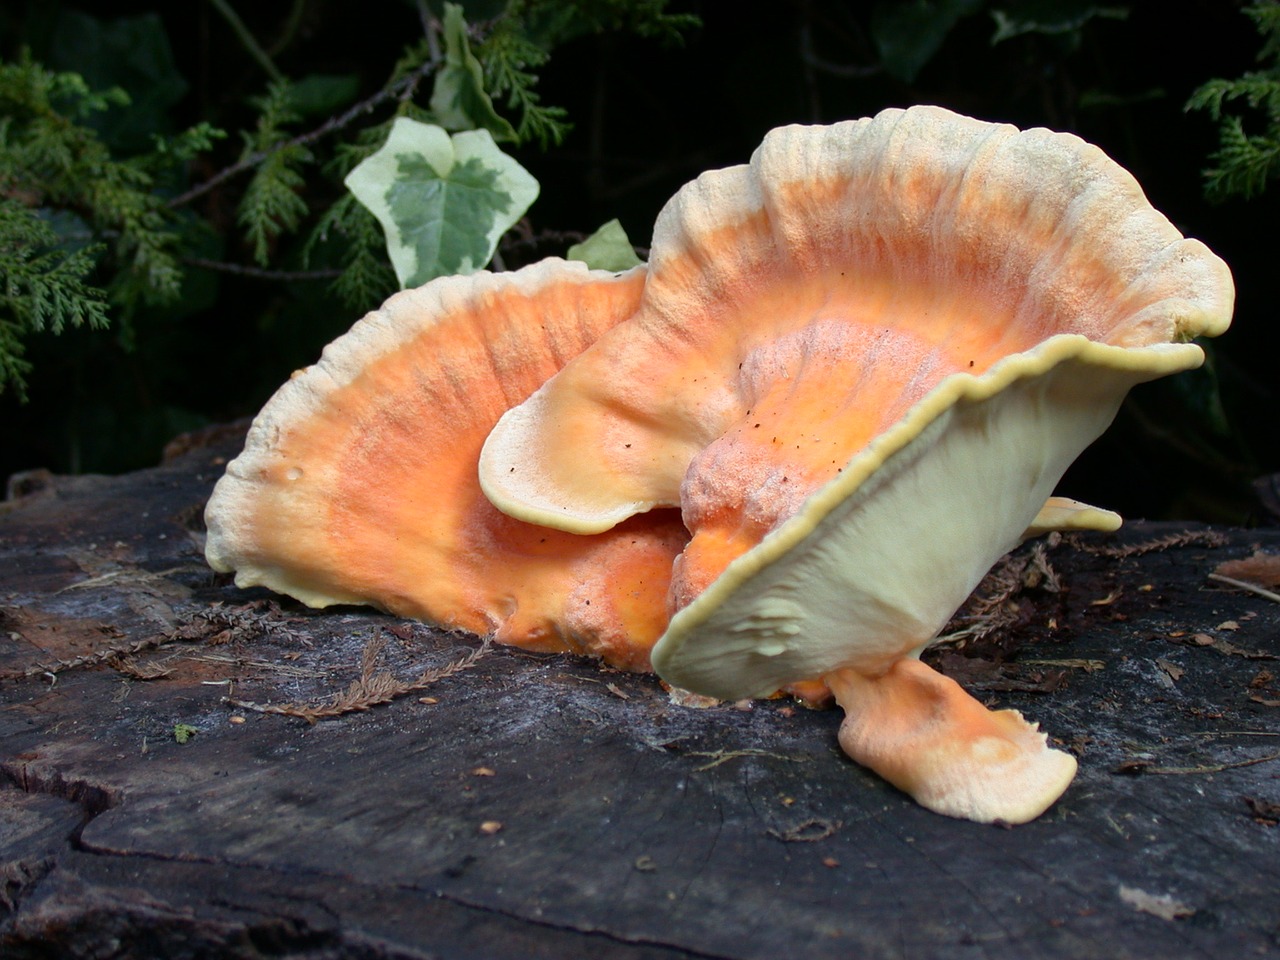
[2, 0, 1275, 523]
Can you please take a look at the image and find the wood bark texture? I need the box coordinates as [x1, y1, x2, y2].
[2, 426, 1279, 959]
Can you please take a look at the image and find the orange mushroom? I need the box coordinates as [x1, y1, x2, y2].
[479, 107, 1234, 821]
[204, 260, 689, 670]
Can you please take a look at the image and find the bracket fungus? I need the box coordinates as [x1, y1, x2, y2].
[204, 260, 689, 670]
[479, 106, 1234, 823]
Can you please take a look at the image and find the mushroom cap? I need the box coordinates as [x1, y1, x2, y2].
[476, 105, 1232, 696]
[480, 106, 1232, 541]
[204, 259, 688, 670]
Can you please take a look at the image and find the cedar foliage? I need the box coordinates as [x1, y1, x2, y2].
[0, 53, 220, 396]
[0, 198, 107, 401]
[0, 1, 696, 400]
[1187, 2, 1280, 199]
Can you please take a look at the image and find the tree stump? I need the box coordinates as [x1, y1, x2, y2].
[3, 426, 1279, 959]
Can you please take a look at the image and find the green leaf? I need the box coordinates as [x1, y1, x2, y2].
[567, 219, 643, 271]
[344, 117, 539, 287]
[871, 0, 984, 82]
[173, 723, 198, 744]
[430, 3, 518, 142]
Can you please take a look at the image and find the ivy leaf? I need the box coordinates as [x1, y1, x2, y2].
[344, 117, 539, 287]
[567, 219, 644, 271]
[430, 2, 518, 142]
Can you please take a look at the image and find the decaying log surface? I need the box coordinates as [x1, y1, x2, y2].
[2, 426, 1279, 960]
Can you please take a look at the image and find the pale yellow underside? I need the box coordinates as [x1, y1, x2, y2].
[650, 335, 1205, 699]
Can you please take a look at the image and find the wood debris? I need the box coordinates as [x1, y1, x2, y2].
[937, 542, 1063, 650]
[1243, 796, 1280, 826]
[226, 635, 491, 722]
[1170, 631, 1274, 661]
[1119, 885, 1196, 921]
[1208, 573, 1280, 604]
[1073, 529, 1227, 558]
[108, 655, 174, 680]
[1213, 549, 1280, 588]
[2, 631, 155, 682]
[767, 818, 842, 843]
[1022, 658, 1105, 673]
[687, 748, 807, 772]
[1156, 659, 1184, 683]
[1121, 751, 1280, 776]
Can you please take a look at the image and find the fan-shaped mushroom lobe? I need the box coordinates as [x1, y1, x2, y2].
[205, 260, 688, 670]
[480, 106, 1233, 544]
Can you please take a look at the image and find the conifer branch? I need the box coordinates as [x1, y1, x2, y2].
[1187, 2, 1280, 200]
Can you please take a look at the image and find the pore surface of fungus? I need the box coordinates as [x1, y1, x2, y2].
[479, 106, 1234, 822]
[204, 260, 688, 670]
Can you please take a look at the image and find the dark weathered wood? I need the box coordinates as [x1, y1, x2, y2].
[2, 428, 1279, 959]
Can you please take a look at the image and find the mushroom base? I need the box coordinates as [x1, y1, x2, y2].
[825, 658, 1077, 824]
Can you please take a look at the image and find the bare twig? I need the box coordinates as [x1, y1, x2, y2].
[1208, 573, 1280, 604]
[54, 564, 197, 595]
[1142, 751, 1280, 776]
[687, 748, 808, 772]
[183, 257, 343, 281]
[185, 653, 328, 679]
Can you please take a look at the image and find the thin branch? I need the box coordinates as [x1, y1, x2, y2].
[688, 748, 808, 772]
[1208, 572, 1280, 604]
[169, 54, 442, 210]
[798, 23, 882, 79]
[1143, 751, 1280, 775]
[266, 0, 309, 58]
[184, 257, 342, 281]
[209, 0, 284, 83]
[419, 0, 442, 60]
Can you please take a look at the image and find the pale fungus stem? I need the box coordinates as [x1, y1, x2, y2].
[823, 659, 1077, 824]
